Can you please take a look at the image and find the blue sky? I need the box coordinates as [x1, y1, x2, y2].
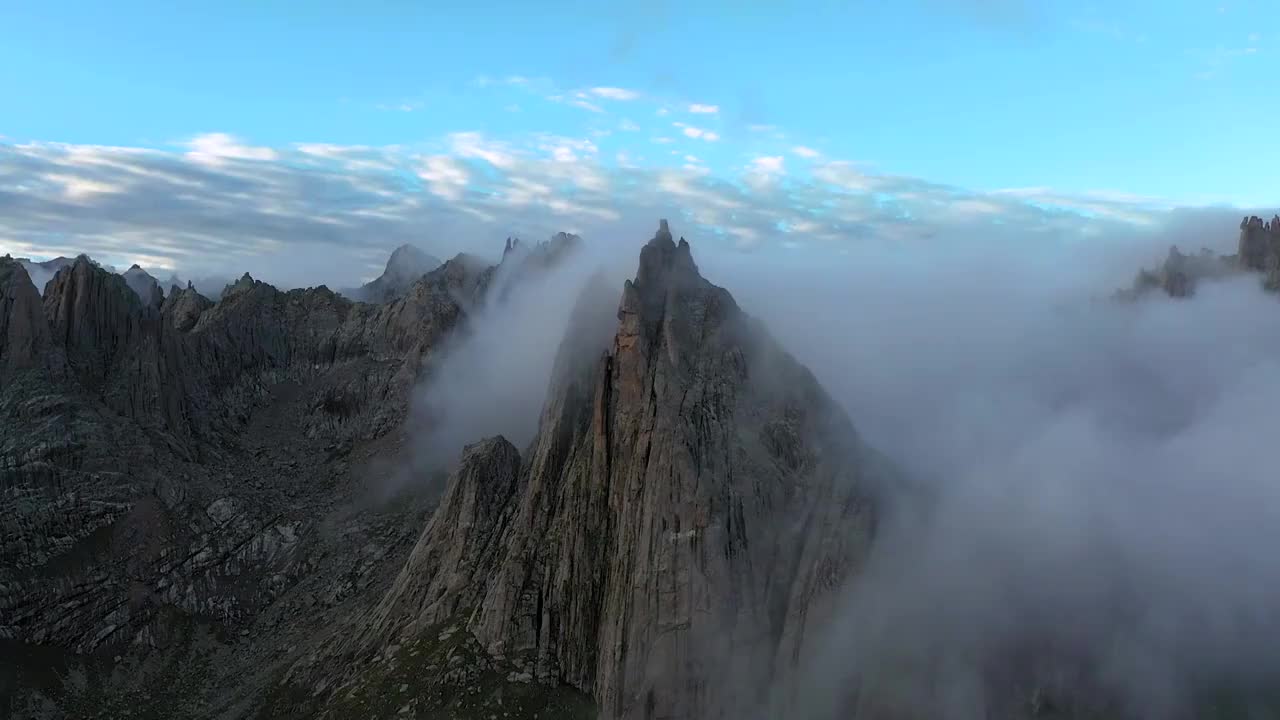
[0, 0, 1275, 284]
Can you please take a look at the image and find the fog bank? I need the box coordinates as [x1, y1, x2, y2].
[397, 216, 1280, 717]
[713, 233, 1280, 718]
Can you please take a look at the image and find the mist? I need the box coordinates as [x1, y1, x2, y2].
[401, 235, 636, 480]
[710, 231, 1280, 717]
[385, 214, 1280, 717]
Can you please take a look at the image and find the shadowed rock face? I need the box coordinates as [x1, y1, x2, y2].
[354, 221, 880, 719]
[0, 258, 56, 377]
[0, 240, 571, 712]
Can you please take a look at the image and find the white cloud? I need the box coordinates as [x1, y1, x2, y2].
[450, 132, 519, 170]
[184, 133, 278, 164]
[294, 143, 395, 173]
[793, 146, 822, 159]
[589, 87, 641, 101]
[688, 103, 720, 114]
[0, 130, 1231, 295]
[536, 135, 598, 157]
[949, 198, 1005, 216]
[752, 156, 785, 173]
[745, 156, 786, 191]
[813, 161, 881, 192]
[570, 99, 605, 113]
[416, 155, 470, 201]
[376, 101, 423, 112]
[676, 123, 720, 142]
[45, 173, 122, 200]
[619, 119, 641, 132]
[656, 107, 670, 116]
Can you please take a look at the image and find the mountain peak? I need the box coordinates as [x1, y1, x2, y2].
[359, 220, 875, 718]
[348, 244, 443, 303]
[629, 219, 704, 315]
[122, 264, 164, 307]
[386, 243, 435, 271]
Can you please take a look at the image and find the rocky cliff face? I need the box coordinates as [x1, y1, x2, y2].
[0, 236, 586, 718]
[296, 221, 882, 720]
[0, 258, 56, 377]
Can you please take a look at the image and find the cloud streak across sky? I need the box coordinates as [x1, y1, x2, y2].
[0, 76, 1265, 289]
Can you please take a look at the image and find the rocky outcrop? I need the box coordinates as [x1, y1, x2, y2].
[364, 437, 523, 639]
[1236, 214, 1280, 271]
[354, 221, 879, 719]
[347, 243, 443, 304]
[478, 231, 584, 303]
[123, 264, 164, 308]
[161, 282, 214, 332]
[0, 238, 561, 681]
[1118, 245, 1238, 300]
[1116, 213, 1280, 301]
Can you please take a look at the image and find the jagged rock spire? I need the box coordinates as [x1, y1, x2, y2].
[365, 218, 878, 719]
[1238, 214, 1280, 271]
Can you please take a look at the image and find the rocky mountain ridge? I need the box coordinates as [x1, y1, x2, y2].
[1118, 212, 1280, 299]
[281, 220, 882, 719]
[0, 233, 594, 718]
[7, 214, 1274, 719]
[2, 221, 886, 719]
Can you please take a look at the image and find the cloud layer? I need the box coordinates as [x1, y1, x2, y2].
[1, 126, 1259, 291]
[712, 241, 1280, 717]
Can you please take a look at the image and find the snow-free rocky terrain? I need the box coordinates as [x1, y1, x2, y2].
[4, 217, 1280, 719]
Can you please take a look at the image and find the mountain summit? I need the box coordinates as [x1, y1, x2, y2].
[350, 243, 443, 303]
[280, 220, 883, 719]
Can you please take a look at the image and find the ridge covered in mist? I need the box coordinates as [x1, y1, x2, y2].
[3, 213, 1280, 719]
